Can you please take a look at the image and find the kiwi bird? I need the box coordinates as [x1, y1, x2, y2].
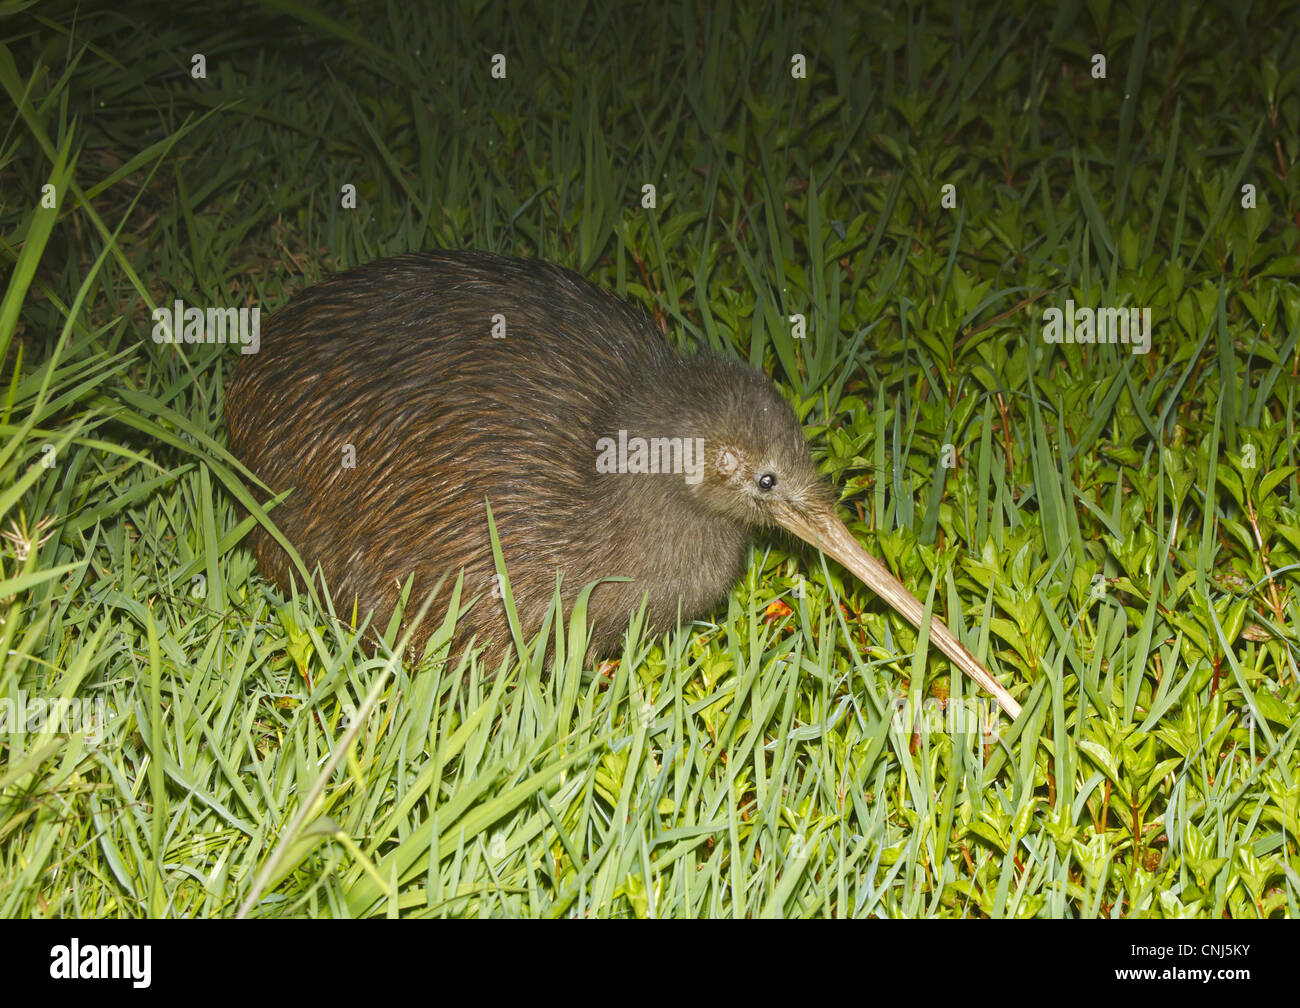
[225, 250, 1020, 719]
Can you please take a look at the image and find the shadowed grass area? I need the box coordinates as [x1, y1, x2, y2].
[1, 0, 1298, 917]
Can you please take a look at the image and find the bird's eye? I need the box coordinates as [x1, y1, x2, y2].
[757, 472, 777, 492]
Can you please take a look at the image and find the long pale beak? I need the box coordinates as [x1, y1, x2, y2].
[774, 502, 1022, 720]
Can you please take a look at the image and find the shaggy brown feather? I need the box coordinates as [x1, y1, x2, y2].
[225, 250, 826, 666]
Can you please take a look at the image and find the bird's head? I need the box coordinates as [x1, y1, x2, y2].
[642, 353, 1021, 719]
[677, 359, 834, 534]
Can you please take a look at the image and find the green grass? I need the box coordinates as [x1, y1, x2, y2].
[2, 0, 1299, 917]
